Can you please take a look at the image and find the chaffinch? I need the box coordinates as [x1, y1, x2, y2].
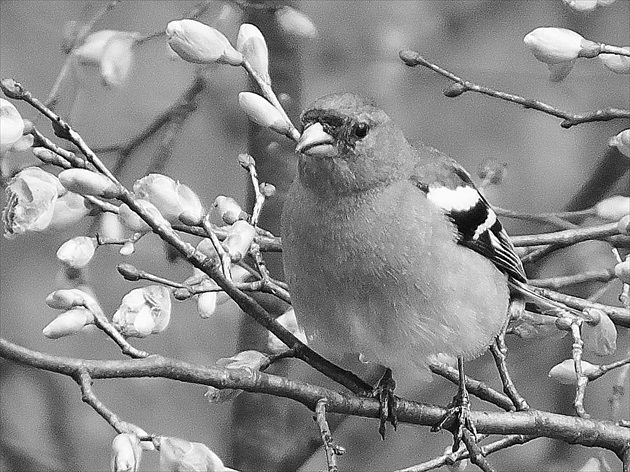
[281, 93, 528, 391]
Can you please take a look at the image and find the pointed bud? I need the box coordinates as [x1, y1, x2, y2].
[1, 98, 26, 154]
[165, 19, 243, 66]
[615, 257, 630, 284]
[159, 437, 225, 472]
[58, 169, 121, 198]
[548, 359, 600, 384]
[617, 215, 630, 235]
[524, 27, 587, 64]
[196, 291, 217, 319]
[609, 129, 630, 158]
[112, 286, 171, 337]
[594, 195, 629, 220]
[599, 47, 630, 74]
[211, 196, 247, 224]
[111, 433, 142, 472]
[46, 288, 93, 310]
[43, 307, 94, 339]
[57, 236, 98, 268]
[3, 167, 60, 238]
[582, 309, 617, 356]
[268, 308, 308, 354]
[223, 220, 255, 261]
[562, 0, 598, 11]
[100, 32, 140, 88]
[238, 92, 291, 135]
[117, 263, 142, 281]
[236, 24, 270, 85]
[276, 6, 318, 39]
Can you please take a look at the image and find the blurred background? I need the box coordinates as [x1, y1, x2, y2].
[1, 1, 628, 471]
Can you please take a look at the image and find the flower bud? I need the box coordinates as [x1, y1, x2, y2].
[211, 196, 247, 224]
[236, 24, 270, 85]
[259, 182, 276, 198]
[594, 195, 629, 220]
[111, 433, 142, 472]
[3, 167, 60, 238]
[118, 200, 167, 233]
[1, 98, 26, 154]
[58, 169, 120, 198]
[43, 307, 94, 339]
[197, 291, 217, 319]
[609, 129, 630, 158]
[75, 30, 119, 63]
[223, 220, 256, 261]
[268, 308, 308, 354]
[600, 47, 630, 74]
[57, 236, 97, 268]
[615, 257, 630, 284]
[524, 27, 586, 64]
[117, 263, 142, 281]
[165, 19, 243, 66]
[133, 174, 204, 225]
[112, 286, 171, 337]
[548, 359, 600, 384]
[582, 309, 617, 356]
[46, 288, 93, 310]
[238, 92, 291, 135]
[100, 32, 140, 88]
[159, 437, 225, 472]
[562, 0, 598, 11]
[617, 215, 630, 235]
[577, 457, 602, 472]
[276, 6, 318, 39]
[48, 192, 91, 231]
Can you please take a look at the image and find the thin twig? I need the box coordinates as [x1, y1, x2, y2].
[490, 334, 530, 411]
[529, 269, 616, 289]
[511, 222, 620, 247]
[569, 322, 589, 418]
[399, 50, 630, 128]
[315, 399, 340, 472]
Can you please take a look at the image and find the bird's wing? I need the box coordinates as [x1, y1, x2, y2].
[411, 147, 527, 282]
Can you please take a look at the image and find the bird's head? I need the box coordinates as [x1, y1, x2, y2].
[295, 93, 414, 197]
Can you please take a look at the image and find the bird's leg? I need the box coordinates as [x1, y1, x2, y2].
[370, 367, 398, 439]
[432, 356, 478, 451]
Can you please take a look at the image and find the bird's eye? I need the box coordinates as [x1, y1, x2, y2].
[353, 122, 369, 139]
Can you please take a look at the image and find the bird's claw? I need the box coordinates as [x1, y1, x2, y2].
[370, 367, 398, 439]
[432, 387, 477, 451]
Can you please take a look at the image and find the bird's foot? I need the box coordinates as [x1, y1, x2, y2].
[365, 367, 398, 439]
[432, 386, 477, 451]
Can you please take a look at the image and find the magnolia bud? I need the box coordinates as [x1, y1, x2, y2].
[159, 437, 225, 472]
[594, 195, 629, 220]
[0, 98, 25, 154]
[577, 457, 602, 472]
[268, 308, 308, 354]
[112, 286, 171, 337]
[236, 24, 270, 85]
[524, 27, 586, 64]
[58, 169, 120, 198]
[165, 19, 243, 66]
[223, 220, 256, 261]
[600, 47, 630, 74]
[75, 30, 119, 63]
[609, 129, 630, 158]
[276, 6, 318, 39]
[43, 307, 94, 339]
[111, 433, 142, 472]
[548, 359, 600, 384]
[100, 32, 139, 88]
[197, 292, 217, 319]
[211, 196, 247, 224]
[238, 92, 291, 135]
[45, 288, 92, 310]
[615, 257, 630, 284]
[118, 200, 168, 233]
[617, 215, 630, 235]
[56, 236, 97, 268]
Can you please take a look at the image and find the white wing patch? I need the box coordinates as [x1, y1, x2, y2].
[473, 208, 497, 240]
[426, 185, 480, 212]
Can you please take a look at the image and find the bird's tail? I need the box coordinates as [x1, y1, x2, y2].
[508, 279, 584, 318]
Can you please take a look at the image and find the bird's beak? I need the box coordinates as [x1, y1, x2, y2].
[295, 122, 336, 157]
